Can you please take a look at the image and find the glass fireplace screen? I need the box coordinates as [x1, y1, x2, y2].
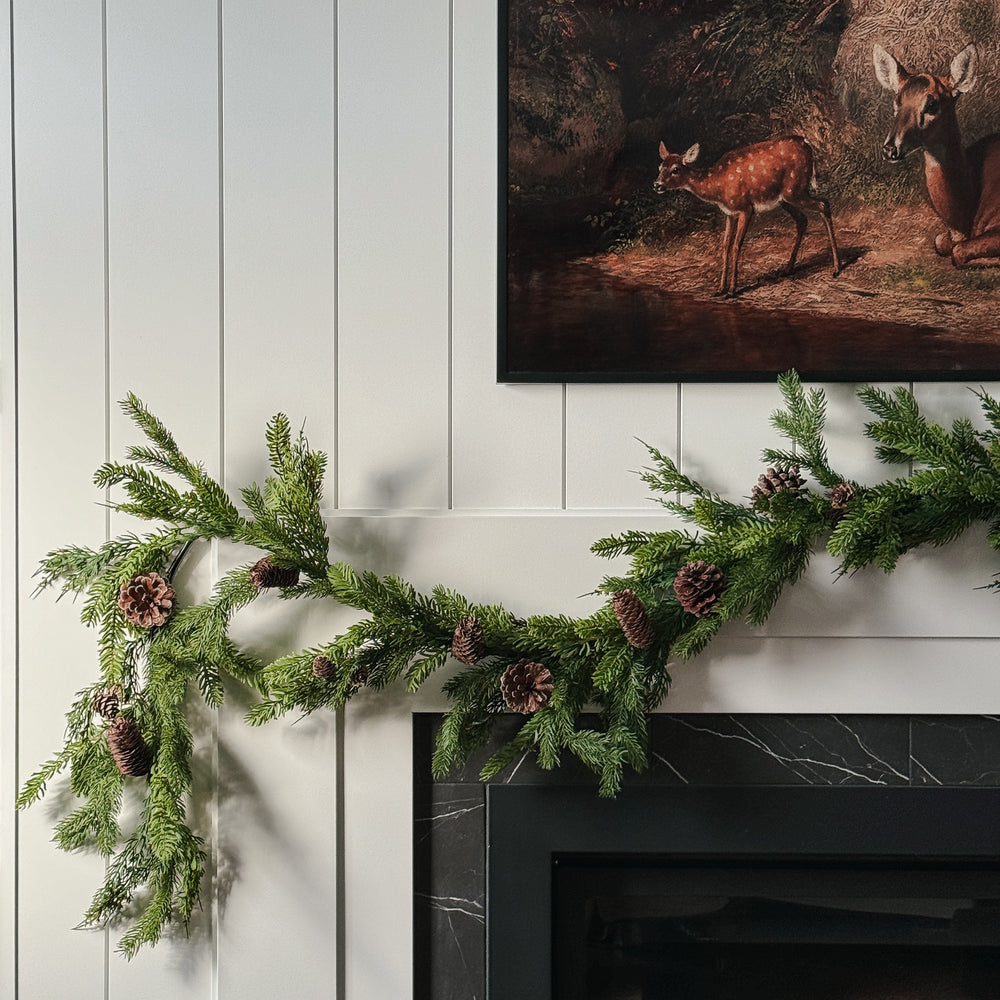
[552, 857, 1000, 1000]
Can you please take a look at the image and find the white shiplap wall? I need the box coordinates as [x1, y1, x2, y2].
[4, 2, 1000, 998]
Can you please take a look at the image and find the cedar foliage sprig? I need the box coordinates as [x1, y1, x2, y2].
[23, 372, 1000, 954]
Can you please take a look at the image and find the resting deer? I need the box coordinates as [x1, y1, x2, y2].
[653, 135, 842, 296]
[874, 42, 1000, 266]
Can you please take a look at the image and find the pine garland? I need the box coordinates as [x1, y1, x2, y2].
[20, 395, 331, 957]
[20, 371, 1000, 953]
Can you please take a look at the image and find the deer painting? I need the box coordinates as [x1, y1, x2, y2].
[874, 42, 1000, 267]
[653, 135, 842, 297]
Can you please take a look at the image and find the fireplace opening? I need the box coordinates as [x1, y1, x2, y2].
[552, 856, 1000, 999]
[486, 786, 1000, 999]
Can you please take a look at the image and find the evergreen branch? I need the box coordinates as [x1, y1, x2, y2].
[16, 740, 89, 809]
[590, 529, 667, 559]
[33, 535, 145, 598]
[767, 369, 840, 486]
[30, 377, 1000, 957]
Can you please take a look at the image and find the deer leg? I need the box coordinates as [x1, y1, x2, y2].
[726, 210, 752, 296]
[802, 195, 842, 275]
[951, 230, 1000, 267]
[780, 202, 808, 275]
[715, 215, 736, 296]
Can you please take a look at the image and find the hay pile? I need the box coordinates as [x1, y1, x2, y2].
[834, 0, 1000, 143]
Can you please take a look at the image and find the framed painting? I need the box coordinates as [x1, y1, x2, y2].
[497, 0, 1000, 383]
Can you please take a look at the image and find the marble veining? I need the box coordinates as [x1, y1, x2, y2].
[415, 892, 484, 924]
[661, 715, 908, 784]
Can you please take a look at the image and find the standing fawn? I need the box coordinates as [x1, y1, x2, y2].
[874, 42, 1000, 266]
[653, 135, 842, 296]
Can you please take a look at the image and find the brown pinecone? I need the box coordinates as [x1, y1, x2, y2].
[106, 716, 152, 777]
[500, 658, 554, 714]
[249, 557, 299, 590]
[350, 663, 370, 691]
[611, 590, 654, 649]
[829, 481, 857, 521]
[451, 615, 486, 665]
[312, 654, 337, 682]
[92, 688, 121, 720]
[673, 560, 727, 617]
[751, 464, 806, 507]
[117, 571, 175, 628]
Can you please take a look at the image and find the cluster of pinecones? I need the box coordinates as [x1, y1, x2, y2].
[92, 685, 152, 777]
[752, 463, 857, 525]
[311, 465, 854, 717]
[450, 615, 555, 714]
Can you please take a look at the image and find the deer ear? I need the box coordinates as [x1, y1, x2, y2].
[949, 43, 978, 95]
[682, 143, 700, 165]
[659, 141, 668, 159]
[873, 43, 907, 92]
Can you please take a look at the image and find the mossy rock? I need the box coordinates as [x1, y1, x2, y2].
[508, 52, 627, 205]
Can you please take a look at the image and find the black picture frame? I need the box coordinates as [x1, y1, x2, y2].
[496, 1, 1000, 384]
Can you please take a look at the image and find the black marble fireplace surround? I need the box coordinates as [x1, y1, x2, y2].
[413, 714, 1000, 999]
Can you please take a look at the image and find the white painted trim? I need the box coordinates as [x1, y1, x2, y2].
[0, 2, 18, 994]
[343, 688, 446, 1000]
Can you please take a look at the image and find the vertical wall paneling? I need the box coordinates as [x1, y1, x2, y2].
[565, 384, 679, 509]
[913, 381, 1000, 432]
[216, 545, 340, 999]
[344, 695, 415, 1000]
[0, 2, 16, 994]
[218, 5, 338, 996]
[10, 3, 1000, 997]
[336, 0, 451, 511]
[221, 0, 335, 490]
[104, 0, 220, 463]
[811, 381, 909, 485]
[679, 383, 781, 501]
[451, 0, 563, 510]
[12, 3, 109, 995]
[104, 1, 219, 994]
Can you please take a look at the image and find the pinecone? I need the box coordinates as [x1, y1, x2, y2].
[751, 464, 806, 508]
[249, 557, 299, 590]
[106, 716, 152, 777]
[829, 481, 857, 525]
[92, 688, 121, 720]
[312, 654, 337, 682]
[451, 615, 486, 665]
[673, 560, 727, 617]
[117, 572, 175, 628]
[500, 658, 554, 714]
[611, 590, 654, 649]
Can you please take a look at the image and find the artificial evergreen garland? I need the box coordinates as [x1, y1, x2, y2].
[19, 372, 1000, 955]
